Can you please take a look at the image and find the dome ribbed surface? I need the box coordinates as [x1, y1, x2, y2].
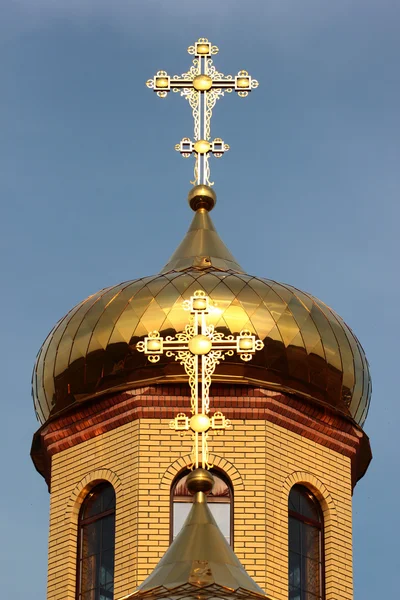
[32, 268, 371, 426]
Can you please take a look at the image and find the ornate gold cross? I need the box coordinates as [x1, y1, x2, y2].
[137, 290, 264, 469]
[146, 38, 259, 187]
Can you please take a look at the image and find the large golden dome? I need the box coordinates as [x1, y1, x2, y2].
[32, 202, 371, 426]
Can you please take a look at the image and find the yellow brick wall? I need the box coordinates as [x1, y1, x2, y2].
[47, 418, 353, 600]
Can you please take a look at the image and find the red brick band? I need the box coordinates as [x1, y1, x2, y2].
[31, 384, 371, 489]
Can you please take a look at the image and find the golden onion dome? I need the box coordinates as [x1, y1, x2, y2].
[32, 188, 371, 426]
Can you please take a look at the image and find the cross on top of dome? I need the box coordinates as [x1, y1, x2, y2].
[146, 38, 259, 188]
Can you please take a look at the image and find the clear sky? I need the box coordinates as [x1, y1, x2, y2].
[1, 0, 399, 597]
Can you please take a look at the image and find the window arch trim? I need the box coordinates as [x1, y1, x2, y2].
[160, 455, 244, 492]
[281, 471, 337, 526]
[66, 469, 122, 524]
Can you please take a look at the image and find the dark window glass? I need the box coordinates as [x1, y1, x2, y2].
[171, 470, 233, 544]
[288, 485, 324, 600]
[77, 483, 116, 600]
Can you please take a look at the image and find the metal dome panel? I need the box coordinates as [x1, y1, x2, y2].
[32, 270, 371, 426]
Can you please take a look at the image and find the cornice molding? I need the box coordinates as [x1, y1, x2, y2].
[31, 384, 371, 490]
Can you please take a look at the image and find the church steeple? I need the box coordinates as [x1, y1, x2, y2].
[149, 38, 258, 276]
[31, 37, 372, 600]
[160, 186, 244, 274]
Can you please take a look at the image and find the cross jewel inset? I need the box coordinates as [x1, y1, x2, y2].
[146, 38, 259, 187]
[136, 290, 264, 470]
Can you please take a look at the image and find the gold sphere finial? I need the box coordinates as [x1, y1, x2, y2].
[192, 74, 213, 91]
[188, 185, 217, 212]
[186, 468, 214, 494]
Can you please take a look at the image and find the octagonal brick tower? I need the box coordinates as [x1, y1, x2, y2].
[31, 38, 372, 600]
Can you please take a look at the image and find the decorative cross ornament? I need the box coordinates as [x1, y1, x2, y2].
[146, 38, 259, 187]
[137, 290, 264, 469]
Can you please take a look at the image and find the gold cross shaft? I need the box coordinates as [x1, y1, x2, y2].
[146, 38, 259, 187]
[137, 290, 264, 469]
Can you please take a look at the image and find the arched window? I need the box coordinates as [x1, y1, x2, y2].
[171, 469, 233, 544]
[77, 482, 116, 600]
[288, 485, 324, 600]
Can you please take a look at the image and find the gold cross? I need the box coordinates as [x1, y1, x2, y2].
[146, 38, 259, 187]
[137, 290, 264, 470]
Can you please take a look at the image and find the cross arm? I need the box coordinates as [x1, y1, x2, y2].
[210, 71, 259, 97]
[175, 137, 229, 158]
[146, 70, 259, 98]
[146, 71, 197, 97]
[136, 330, 192, 362]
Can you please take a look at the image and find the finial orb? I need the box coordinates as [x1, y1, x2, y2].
[194, 140, 211, 154]
[186, 468, 214, 494]
[193, 75, 213, 91]
[188, 334, 212, 355]
[190, 414, 211, 433]
[188, 185, 216, 212]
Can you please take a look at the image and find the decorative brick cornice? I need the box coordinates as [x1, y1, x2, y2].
[31, 384, 371, 489]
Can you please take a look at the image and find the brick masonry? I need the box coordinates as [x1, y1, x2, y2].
[41, 385, 368, 600]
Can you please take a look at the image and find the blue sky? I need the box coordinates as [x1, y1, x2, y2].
[1, 0, 399, 597]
